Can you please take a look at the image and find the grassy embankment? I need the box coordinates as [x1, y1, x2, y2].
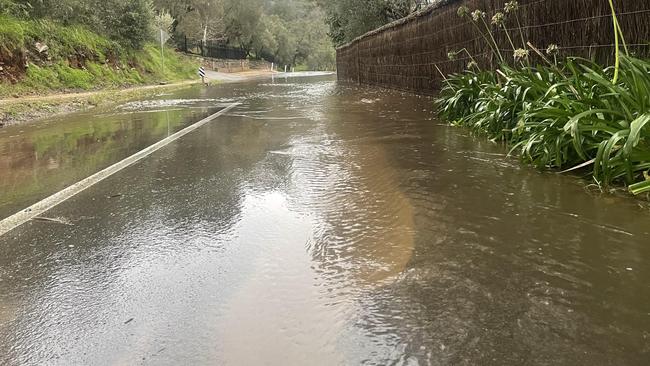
[0, 15, 198, 96]
[0, 15, 200, 123]
[435, 1, 650, 196]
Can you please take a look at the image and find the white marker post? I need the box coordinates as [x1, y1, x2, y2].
[198, 66, 206, 85]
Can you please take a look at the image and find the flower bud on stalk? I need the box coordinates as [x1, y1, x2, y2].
[504, 1, 519, 14]
[514, 48, 529, 61]
[457, 6, 470, 18]
[471, 10, 486, 22]
[491, 12, 505, 27]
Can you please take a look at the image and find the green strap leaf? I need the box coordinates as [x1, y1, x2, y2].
[623, 114, 650, 156]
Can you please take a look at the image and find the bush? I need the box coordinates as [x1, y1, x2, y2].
[2, 0, 154, 50]
[436, 56, 650, 194]
[1, 17, 198, 96]
[100, 0, 154, 49]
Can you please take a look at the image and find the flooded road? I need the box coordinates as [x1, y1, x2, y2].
[0, 88, 233, 220]
[0, 75, 649, 365]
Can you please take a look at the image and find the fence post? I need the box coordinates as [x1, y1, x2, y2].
[356, 43, 361, 84]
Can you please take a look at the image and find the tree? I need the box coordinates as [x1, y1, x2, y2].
[153, 0, 336, 70]
[223, 0, 263, 56]
[154, 10, 175, 34]
[153, 0, 226, 44]
[319, 0, 434, 45]
[102, 0, 155, 49]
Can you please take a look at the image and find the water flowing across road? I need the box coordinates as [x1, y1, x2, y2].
[0, 75, 648, 365]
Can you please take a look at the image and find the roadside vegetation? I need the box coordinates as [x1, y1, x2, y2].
[435, 1, 650, 195]
[155, 0, 336, 71]
[0, 0, 197, 97]
[319, 0, 434, 46]
[0, 0, 337, 99]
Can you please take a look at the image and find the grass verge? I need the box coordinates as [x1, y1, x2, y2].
[0, 15, 199, 97]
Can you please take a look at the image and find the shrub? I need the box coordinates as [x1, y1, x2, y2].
[437, 0, 650, 195]
[436, 56, 650, 193]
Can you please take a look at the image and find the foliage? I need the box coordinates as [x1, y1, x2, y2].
[2, 0, 155, 49]
[319, 0, 433, 45]
[0, 0, 29, 17]
[436, 56, 650, 194]
[0, 14, 120, 62]
[153, 0, 336, 70]
[223, 0, 263, 55]
[0, 14, 198, 97]
[249, 1, 334, 68]
[154, 10, 174, 34]
[155, 0, 225, 43]
[102, 0, 154, 49]
[436, 1, 650, 195]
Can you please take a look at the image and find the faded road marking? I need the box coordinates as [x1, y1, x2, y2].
[0, 102, 240, 237]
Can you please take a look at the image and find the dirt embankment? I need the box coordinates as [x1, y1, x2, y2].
[0, 46, 27, 84]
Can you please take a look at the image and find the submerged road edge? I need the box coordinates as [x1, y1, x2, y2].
[0, 102, 240, 237]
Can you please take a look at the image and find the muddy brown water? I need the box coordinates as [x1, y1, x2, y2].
[0, 74, 649, 365]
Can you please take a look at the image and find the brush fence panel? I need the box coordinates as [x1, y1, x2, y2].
[336, 0, 650, 94]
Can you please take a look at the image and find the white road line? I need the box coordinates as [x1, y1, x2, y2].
[0, 102, 240, 237]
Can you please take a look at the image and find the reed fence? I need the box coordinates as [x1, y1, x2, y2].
[336, 0, 650, 94]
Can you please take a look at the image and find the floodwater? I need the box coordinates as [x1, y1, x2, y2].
[0, 74, 649, 365]
[0, 89, 234, 220]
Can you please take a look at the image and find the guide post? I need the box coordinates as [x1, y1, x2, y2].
[198, 66, 206, 85]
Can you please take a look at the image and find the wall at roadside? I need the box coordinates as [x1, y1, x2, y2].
[336, 0, 650, 94]
[187, 56, 274, 73]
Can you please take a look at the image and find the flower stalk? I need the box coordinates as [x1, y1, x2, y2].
[608, 0, 629, 83]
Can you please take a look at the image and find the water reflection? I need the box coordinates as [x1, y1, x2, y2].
[0, 95, 230, 219]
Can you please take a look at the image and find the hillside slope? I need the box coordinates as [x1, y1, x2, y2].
[0, 15, 198, 97]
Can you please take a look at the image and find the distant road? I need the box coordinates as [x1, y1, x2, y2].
[0, 70, 334, 106]
[205, 70, 335, 83]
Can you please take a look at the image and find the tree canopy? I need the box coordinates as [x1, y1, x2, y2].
[153, 0, 335, 69]
[319, 0, 434, 46]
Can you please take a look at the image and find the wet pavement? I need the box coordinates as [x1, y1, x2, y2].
[0, 74, 649, 365]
